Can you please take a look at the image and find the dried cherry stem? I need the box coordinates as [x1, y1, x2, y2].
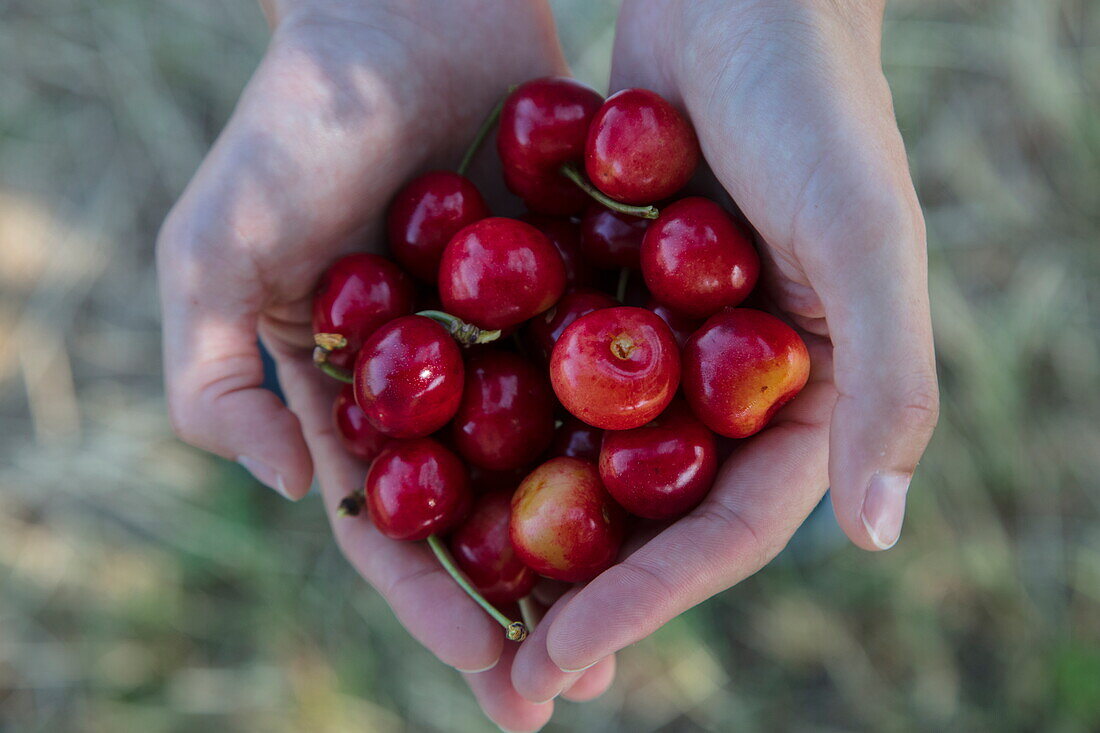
[456, 86, 514, 177]
[337, 489, 365, 517]
[559, 162, 660, 219]
[417, 310, 502, 346]
[427, 534, 528, 642]
[313, 333, 354, 383]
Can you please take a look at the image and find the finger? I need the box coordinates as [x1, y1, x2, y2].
[560, 654, 616, 702]
[268, 340, 507, 672]
[511, 589, 586, 703]
[465, 642, 555, 733]
[546, 358, 835, 673]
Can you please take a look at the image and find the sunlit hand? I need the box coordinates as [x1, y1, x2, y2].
[509, 0, 939, 703]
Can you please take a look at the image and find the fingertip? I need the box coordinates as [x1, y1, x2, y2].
[560, 654, 616, 702]
[465, 643, 555, 732]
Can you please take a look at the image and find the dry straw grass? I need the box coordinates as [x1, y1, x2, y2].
[1, 0, 1098, 730]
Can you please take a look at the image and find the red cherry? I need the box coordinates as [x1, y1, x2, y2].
[387, 171, 491, 283]
[333, 384, 389, 461]
[523, 288, 618, 364]
[451, 350, 555, 472]
[510, 457, 624, 582]
[450, 490, 537, 604]
[550, 416, 603, 463]
[502, 164, 589, 217]
[641, 197, 760, 318]
[312, 253, 415, 368]
[550, 306, 680, 430]
[599, 400, 718, 520]
[520, 214, 592, 289]
[365, 438, 471, 541]
[439, 217, 566, 330]
[353, 315, 464, 438]
[579, 203, 649, 269]
[682, 308, 811, 438]
[585, 88, 700, 204]
[646, 297, 703, 348]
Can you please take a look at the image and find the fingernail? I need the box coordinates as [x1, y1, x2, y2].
[237, 456, 291, 500]
[861, 471, 910, 549]
[556, 658, 600, 675]
[456, 658, 499, 674]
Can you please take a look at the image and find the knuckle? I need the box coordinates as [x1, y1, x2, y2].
[891, 374, 941, 437]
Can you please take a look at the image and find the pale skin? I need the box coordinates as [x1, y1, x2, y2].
[158, 1, 938, 730]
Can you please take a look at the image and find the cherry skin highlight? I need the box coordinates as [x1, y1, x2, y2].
[333, 384, 389, 461]
[387, 171, 491, 283]
[510, 457, 624, 582]
[524, 288, 618, 364]
[642, 197, 760, 318]
[451, 350, 555, 472]
[450, 490, 537, 605]
[353, 315, 464, 439]
[550, 416, 603, 464]
[520, 214, 592, 290]
[550, 306, 680, 430]
[580, 203, 649, 270]
[312, 253, 415, 368]
[646, 297, 703, 348]
[585, 88, 700, 205]
[599, 400, 718, 520]
[682, 308, 811, 438]
[439, 217, 566, 331]
[365, 437, 471, 541]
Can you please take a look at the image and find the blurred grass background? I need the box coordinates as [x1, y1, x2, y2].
[2, 0, 1099, 730]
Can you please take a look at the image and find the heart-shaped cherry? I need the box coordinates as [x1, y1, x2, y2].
[365, 437, 471, 541]
[439, 217, 566, 330]
[682, 308, 811, 438]
[646, 297, 703, 348]
[585, 88, 700, 204]
[451, 350, 555, 472]
[520, 214, 592, 290]
[387, 171, 491, 283]
[550, 306, 680, 430]
[510, 457, 624, 582]
[353, 315, 464, 438]
[450, 490, 537, 605]
[312, 253, 415, 368]
[333, 384, 389, 461]
[599, 400, 718, 520]
[579, 203, 649, 270]
[524, 288, 618, 364]
[641, 197, 760, 318]
[550, 416, 603, 463]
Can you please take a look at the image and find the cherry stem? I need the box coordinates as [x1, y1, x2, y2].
[616, 268, 630, 303]
[457, 86, 513, 177]
[316, 358, 354, 384]
[518, 596, 540, 634]
[559, 162, 660, 219]
[417, 310, 502, 346]
[426, 535, 528, 642]
[337, 489, 365, 517]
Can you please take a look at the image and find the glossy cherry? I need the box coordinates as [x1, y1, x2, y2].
[599, 400, 718, 520]
[642, 197, 760, 318]
[365, 437, 471, 541]
[585, 88, 700, 204]
[510, 457, 624, 582]
[579, 203, 649, 270]
[550, 416, 603, 463]
[683, 308, 811, 438]
[312, 253, 415, 368]
[439, 217, 566, 331]
[520, 214, 592, 289]
[451, 350, 555, 472]
[387, 171, 491, 283]
[647, 297, 703, 348]
[333, 384, 389, 461]
[550, 306, 680, 430]
[450, 490, 537, 604]
[353, 315, 464, 438]
[524, 288, 618, 364]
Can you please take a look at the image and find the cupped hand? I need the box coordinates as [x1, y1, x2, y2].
[510, 0, 939, 702]
[157, 2, 610, 729]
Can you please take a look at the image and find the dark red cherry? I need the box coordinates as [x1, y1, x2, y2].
[353, 315, 464, 438]
[550, 306, 680, 430]
[599, 400, 718, 520]
[550, 416, 603, 463]
[451, 350, 555, 472]
[439, 217, 566, 330]
[579, 203, 649, 269]
[523, 288, 618, 364]
[510, 457, 624, 582]
[502, 163, 589, 217]
[520, 214, 592, 289]
[682, 308, 811, 438]
[646, 297, 703, 348]
[333, 384, 389, 461]
[365, 438, 471, 541]
[387, 171, 491, 283]
[312, 253, 415, 368]
[450, 490, 537, 604]
[585, 88, 700, 204]
[641, 197, 760, 318]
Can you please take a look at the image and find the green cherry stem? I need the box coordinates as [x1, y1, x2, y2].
[616, 268, 630, 304]
[518, 596, 540, 634]
[456, 86, 514, 177]
[417, 310, 502, 346]
[559, 162, 660, 219]
[427, 535, 528, 642]
[317, 359, 354, 384]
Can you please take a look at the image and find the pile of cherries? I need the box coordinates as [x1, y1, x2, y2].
[312, 78, 810, 641]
